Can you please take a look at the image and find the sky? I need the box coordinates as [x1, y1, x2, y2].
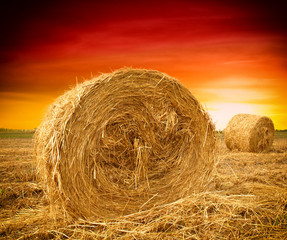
[0, 0, 286, 130]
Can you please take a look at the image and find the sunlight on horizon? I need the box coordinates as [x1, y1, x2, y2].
[195, 83, 278, 130]
[207, 102, 261, 130]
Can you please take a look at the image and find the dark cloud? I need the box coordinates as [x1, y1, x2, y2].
[1, 3, 286, 38]
[1, 0, 286, 65]
[235, 1, 287, 34]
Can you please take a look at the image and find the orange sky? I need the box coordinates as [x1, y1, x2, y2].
[1, 0, 286, 130]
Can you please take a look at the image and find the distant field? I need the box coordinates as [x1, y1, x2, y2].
[0, 128, 35, 139]
[216, 130, 287, 139]
[275, 130, 287, 138]
[0, 129, 286, 139]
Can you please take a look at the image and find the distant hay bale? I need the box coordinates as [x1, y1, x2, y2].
[34, 68, 215, 220]
[224, 114, 274, 152]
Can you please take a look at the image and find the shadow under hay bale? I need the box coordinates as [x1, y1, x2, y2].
[34, 68, 216, 220]
[224, 114, 274, 153]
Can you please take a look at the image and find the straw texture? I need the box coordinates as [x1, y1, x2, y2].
[34, 68, 215, 219]
[224, 114, 274, 152]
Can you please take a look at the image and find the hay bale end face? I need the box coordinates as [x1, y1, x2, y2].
[224, 114, 275, 152]
[34, 68, 216, 219]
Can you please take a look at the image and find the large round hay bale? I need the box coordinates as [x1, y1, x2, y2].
[224, 114, 274, 152]
[34, 68, 215, 219]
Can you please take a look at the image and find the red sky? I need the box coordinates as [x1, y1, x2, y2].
[0, 0, 286, 129]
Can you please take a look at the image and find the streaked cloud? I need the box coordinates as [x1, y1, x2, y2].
[0, 0, 286, 129]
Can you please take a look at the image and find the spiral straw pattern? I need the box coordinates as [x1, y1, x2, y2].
[35, 68, 215, 219]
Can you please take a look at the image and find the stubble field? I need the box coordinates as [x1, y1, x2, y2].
[0, 132, 286, 239]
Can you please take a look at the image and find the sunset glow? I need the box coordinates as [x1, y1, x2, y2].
[1, 1, 286, 130]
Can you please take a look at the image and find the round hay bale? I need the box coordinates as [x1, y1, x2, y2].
[34, 68, 215, 219]
[224, 114, 274, 152]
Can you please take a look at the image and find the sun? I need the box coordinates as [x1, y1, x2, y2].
[207, 102, 257, 130]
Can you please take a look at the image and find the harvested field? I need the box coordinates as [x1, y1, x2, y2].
[0, 134, 287, 239]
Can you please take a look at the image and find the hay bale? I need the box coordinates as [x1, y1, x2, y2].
[34, 68, 215, 219]
[224, 114, 274, 152]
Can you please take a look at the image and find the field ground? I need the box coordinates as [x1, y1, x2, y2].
[1, 129, 286, 139]
[0, 129, 35, 139]
[0, 134, 286, 239]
